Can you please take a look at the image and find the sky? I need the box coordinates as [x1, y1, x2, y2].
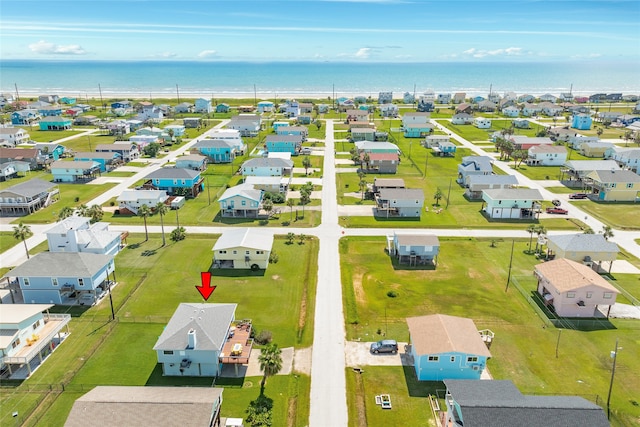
[1, 0, 639, 62]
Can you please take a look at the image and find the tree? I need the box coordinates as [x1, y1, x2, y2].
[143, 142, 161, 158]
[302, 156, 312, 175]
[534, 225, 547, 253]
[245, 394, 273, 427]
[138, 204, 152, 241]
[298, 233, 306, 245]
[433, 188, 443, 206]
[286, 198, 295, 221]
[362, 152, 371, 171]
[286, 232, 295, 245]
[262, 198, 273, 217]
[167, 128, 175, 143]
[58, 206, 74, 220]
[258, 342, 283, 394]
[601, 225, 614, 241]
[596, 127, 604, 138]
[170, 227, 186, 242]
[512, 149, 528, 168]
[88, 204, 103, 223]
[583, 227, 595, 234]
[315, 120, 322, 130]
[299, 191, 310, 217]
[76, 204, 90, 217]
[349, 148, 360, 165]
[155, 202, 168, 246]
[526, 224, 537, 253]
[13, 222, 33, 259]
[623, 130, 632, 147]
[358, 176, 367, 200]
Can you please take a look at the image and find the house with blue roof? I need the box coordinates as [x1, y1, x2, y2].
[406, 314, 492, 381]
[218, 183, 263, 218]
[144, 167, 204, 197]
[39, 116, 72, 131]
[111, 100, 132, 109]
[60, 97, 76, 105]
[195, 98, 212, 114]
[572, 113, 592, 130]
[4, 252, 115, 306]
[215, 103, 230, 113]
[257, 101, 274, 113]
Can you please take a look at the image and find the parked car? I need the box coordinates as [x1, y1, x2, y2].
[546, 207, 568, 215]
[569, 193, 589, 199]
[551, 199, 562, 207]
[370, 339, 398, 354]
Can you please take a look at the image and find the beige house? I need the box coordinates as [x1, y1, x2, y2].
[212, 228, 273, 270]
[546, 234, 619, 272]
[585, 169, 640, 202]
[535, 258, 619, 317]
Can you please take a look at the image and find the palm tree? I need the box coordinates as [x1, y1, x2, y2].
[433, 188, 443, 206]
[286, 232, 295, 245]
[155, 202, 168, 246]
[76, 204, 90, 217]
[262, 198, 273, 218]
[286, 199, 295, 221]
[13, 222, 33, 259]
[601, 225, 614, 241]
[58, 206, 74, 220]
[534, 225, 547, 253]
[302, 156, 312, 176]
[358, 177, 367, 200]
[88, 204, 104, 223]
[138, 204, 152, 242]
[526, 224, 537, 253]
[362, 152, 371, 171]
[258, 342, 283, 395]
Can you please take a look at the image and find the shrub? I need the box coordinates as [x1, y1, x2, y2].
[387, 291, 398, 298]
[255, 330, 273, 345]
[258, 219, 269, 226]
[74, 197, 80, 202]
[109, 201, 116, 206]
[269, 250, 279, 264]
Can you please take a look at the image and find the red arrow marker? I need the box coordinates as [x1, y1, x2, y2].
[196, 272, 216, 301]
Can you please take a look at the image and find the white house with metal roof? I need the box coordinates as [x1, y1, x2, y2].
[46, 217, 123, 256]
[212, 228, 274, 270]
[116, 190, 168, 215]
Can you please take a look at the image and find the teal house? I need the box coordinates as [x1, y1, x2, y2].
[406, 314, 492, 381]
[216, 103, 230, 113]
[265, 134, 303, 155]
[39, 116, 72, 131]
[194, 139, 237, 163]
[572, 113, 592, 130]
[144, 167, 204, 197]
[34, 143, 66, 161]
[74, 152, 121, 172]
[60, 97, 76, 105]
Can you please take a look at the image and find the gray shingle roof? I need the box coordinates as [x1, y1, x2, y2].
[0, 178, 56, 198]
[194, 139, 236, 149]
[467, 175, 518, 186]
[3, 252, 113, 278]
[564, 160, 620, 172]
[483, 188, 543, 200]
[242, 157, 293, 169]
[587, 169, 640, 183]
[444, 380, 609, 427]
[460, 156, 493, 172]
[51, 160, 99, 170]
[547, 234, 619, 254]
[153, 303, 236, 352]
[378, 188, 424, 201]
[265, 134, 303, 143]
[145, 167, 200, 180]
[219, 183, 262, 202]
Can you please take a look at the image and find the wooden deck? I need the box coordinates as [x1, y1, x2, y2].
[219, 320, 253, 365]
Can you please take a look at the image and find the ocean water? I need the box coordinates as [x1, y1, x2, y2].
[1, 60, 639, 98]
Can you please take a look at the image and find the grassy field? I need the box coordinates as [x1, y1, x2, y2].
[27, 129, 83, 142]
[570, 200, 640, 230]
[0, 232, 20, 253]
[340, 236, 640, 426]
[0, 233, 317, 426]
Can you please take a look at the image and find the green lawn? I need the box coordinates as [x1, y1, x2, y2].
[27, 129, 83, 142]
[509, 164, 563, 181]
[571, 200, 640, 230]
[0, 232, 20, 253]
[340, 236, 640, 426]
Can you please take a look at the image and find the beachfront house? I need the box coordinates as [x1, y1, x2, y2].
[194, 98, 212, 113]
[525, 145, 568, 166]
[457, 156, 493, 186]
[212, 229, 273, 270]
[46, 216, 122, 256]
[465, 174, 518, 200]
[265, 134, 303, 155]
[218, 183, 263, 218]
[406, 314, 491, 381]
[572, 113, 593, 130]
[375, 188, 424, 218]
[546, 234, 619, 271]
[378, 92, 393, 104]
[481, 188, 542, 219]
[38, 116, 72, 131]
[0, 304, 71, 379]
[215, 103, 230, 113]
[535, 258, 619, 317]
[442, 380, 609, 427]
[585, 169, 640, 202]
[257, 101, 275, 113]
[153, 303, 252, 377]
[50, 160, 101, 183]
[144, 168, 204, 198]
[473, 117, 491, 129]
[389, 232, 440, 267]
[453, 92, 466, 104]
[116, 190, 168, 215]
[5, 252, 115, 306]
[0, 179, 59, 215]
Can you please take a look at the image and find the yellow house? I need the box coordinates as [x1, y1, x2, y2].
[586, 169, 640, 202]
[579, 142, 614, 158]
[212, 228, 273, 270]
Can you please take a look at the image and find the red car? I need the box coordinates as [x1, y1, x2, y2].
[546, 207, 569, 215]
[569, 193, 589, 199]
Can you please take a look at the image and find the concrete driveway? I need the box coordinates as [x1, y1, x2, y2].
[219, 346, 294, 378]
[344, 341, 411, 367]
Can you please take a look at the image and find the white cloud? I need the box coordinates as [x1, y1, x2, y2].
[28, 40, 86, 55]
[149, 52, 178, 58]
[462, 47, 523, 58]
[197, 49, 217, 58]
[355, 47, 371, 59]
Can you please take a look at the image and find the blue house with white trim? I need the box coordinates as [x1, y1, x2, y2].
[39, 116, 72, 131]
[11, 110, 41, 125]
[572, 113, 592, 130]
[144, 167, 204, 197]
[51, 160, 101, 182]
[390, 232, 440, 267]
[406, 314, 492, 381]
[265, 134, 303, 155]
[195, 98, 212, 113]
[4, 252, 115, 305]
[194, 139, 237, 163]
[74, 152, 121, 172]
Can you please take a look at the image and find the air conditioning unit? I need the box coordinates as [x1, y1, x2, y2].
[472, 365, 480, 371]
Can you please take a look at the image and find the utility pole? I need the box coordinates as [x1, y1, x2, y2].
[107, 271, 115, 321]
[423, 150, 429, 179]
[505, 240, 515, 292]
[176, 84, 180, 103]
[446, 178, 452, 209]
[175, 207, 180, 228]
[14, 83, 20, 101]
[607, 338, 620, 420]
[555, 329, 561, 358]
[88, 135, 92, 151]
[207, 176, 211, 205]
[254, 84, 257, 106]
[98, 84, 104, 119]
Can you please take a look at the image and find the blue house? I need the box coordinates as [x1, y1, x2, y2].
[51, 160, 100, 182]
[144, 167, 204, 197]
[38, 106, 63, 117]
[111, 100, 132, 109]
[34, 143, 66, 161]
[257, 101, 274, 113]
[153, 303, 252, 377]
[572, 113, 592, 130]
[457, 156, 494, 186]
[403, 124, 433, 138]
[273, 121, 290, 132]
[406, 314, 492, 381]
[74, 152, 121, 172]
[218, 184, 263, 218]
[194, 139, 237, 163]
[195, 98, 212, 113]
[265, 134, 303, 155]
[390, 232, 440, 267]
[276, 125, 308, 140]
[11, 110, 40, 125]
[216, 103, 230, 113]
[5, 252, 115, 305]
[433, 140, 457, 157]
[175, 154, 207, 171]
[39, 116, 72, 131]
[60, 97, 76, 105]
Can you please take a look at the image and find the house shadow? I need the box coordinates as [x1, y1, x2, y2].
[371, 216, 421, 223]
[212, 212, 259, 225]
[145, 364, 219, 387]
[390, 256, 437, 271]
[529, 291, 617, 331]
[401, 365, 442, 398]
[208, 263, 266, 277]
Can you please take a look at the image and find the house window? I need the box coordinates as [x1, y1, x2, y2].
[498, 200, 502, 204]
[567, 292, 576, 298]
[611, 183, 616, 188]
[52, 278, 59, 286]
[586, 292, 593, 299]
[163, 350, 174, 355]
[233, 250, 237, 255]
[245, 251, 250, 255]
[467, 356, 478, 363]
[604, 292, 613, 299]
[78, 278, 85, 287]
[242, 200, 246, 206]
[33, 320, 41, 330]
[428, 356, 439, 362]
[256, 251, 264, 255]
[219, 250, 227, 254]
[450, 356, 456, 362]
[627, 183, 634, 188]
[24, 278, 30, 286]
[173, 179, 178, 185]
